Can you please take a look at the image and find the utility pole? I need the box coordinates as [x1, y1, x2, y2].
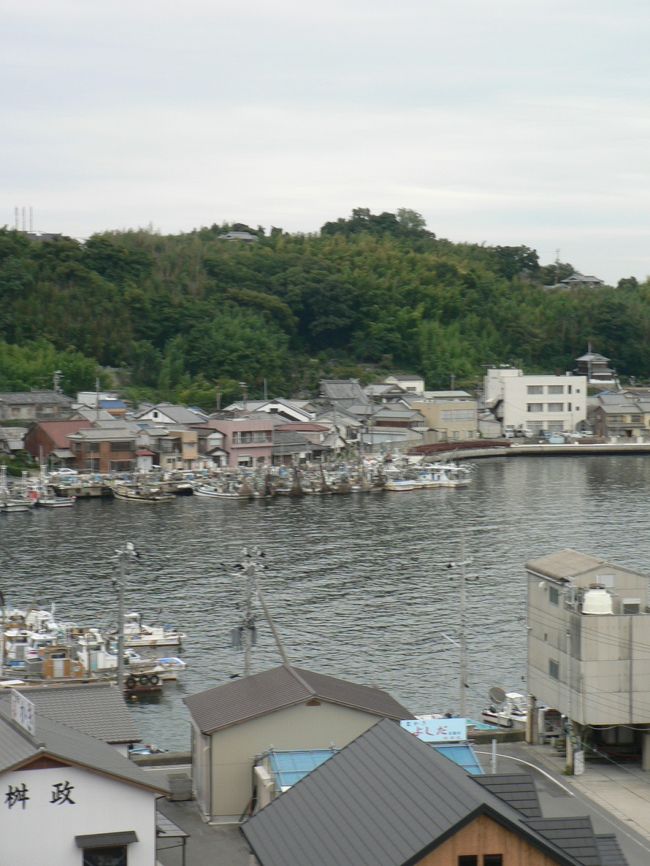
[234, 548, 290, 676]
[0, 589, 5, 676]
[446, 537, 472, 718]
[113, 543, 139, 693]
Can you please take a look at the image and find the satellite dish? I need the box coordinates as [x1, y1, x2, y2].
[489, 686, 507, 705]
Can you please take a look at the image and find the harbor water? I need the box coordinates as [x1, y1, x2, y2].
[3, 454, 650, 751]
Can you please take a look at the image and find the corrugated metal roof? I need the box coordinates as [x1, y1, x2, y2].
[242, 719, 588, 866]
[184, 665, 414, 734]
[269, 749, 336, 788]
[12, 683, 141, 744]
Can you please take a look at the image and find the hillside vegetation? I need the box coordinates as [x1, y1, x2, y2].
[0, 209, 647, 408]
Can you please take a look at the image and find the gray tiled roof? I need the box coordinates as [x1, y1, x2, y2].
[524, 817, 601, 865]
[474, 773, 542, 817]
[595, 833, 628, 866]
[184, 665, 414, 734]
[12, 683, 141, 744]
[0, 704, 167, 794]
[0, 390, 73, 406]
[242, 719, 591, 866]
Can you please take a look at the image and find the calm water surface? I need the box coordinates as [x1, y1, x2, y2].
[3, 455, 650, 750]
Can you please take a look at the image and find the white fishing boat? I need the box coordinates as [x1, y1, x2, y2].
[383, 479, 419, 492]
[481, 690, 528, 729]
[122, 612, 185, 648]
[154, 656, 187, 680]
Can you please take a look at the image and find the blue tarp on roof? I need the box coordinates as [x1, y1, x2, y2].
[434, 744, 484, 775]
[100, 399, 127, 409]
[269, 749, 337, 789]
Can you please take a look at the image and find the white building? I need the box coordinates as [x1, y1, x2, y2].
[484, 367, 587, 434]
[0, 695, 168, 865]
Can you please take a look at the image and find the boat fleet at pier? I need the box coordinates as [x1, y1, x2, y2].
[1, 604, 187, 694]
[1, 457, 473, 509]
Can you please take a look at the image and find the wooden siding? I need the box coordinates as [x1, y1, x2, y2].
[417, 814, 564, 866]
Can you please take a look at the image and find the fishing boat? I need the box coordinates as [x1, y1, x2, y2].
[481, 691, 528, 729]
[121, 612, 185, 648]
[112, 481, 174, 502]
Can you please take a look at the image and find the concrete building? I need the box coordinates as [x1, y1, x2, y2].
[184, 664, 413, 823]
[410, 392, 479, 442]
[484, 368, 587, 435]
[526, 549, 650, 770]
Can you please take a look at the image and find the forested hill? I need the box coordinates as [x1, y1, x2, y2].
[0, 208, 647, 408]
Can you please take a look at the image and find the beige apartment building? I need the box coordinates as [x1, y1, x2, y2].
[527, 549, 650, 770]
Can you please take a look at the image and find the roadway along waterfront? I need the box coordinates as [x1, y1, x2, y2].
[4, 454, 650, 750]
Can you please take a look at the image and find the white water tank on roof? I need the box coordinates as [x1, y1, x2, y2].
[582, 588, 613, 615]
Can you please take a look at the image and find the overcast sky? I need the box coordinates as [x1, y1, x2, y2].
[4, 0, 650, 283]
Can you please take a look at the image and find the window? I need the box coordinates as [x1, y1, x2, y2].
[527, 385, 543, 394]
[458, 858, 478, 866]
[546, 403, 563, 412]
[549, 586, 559, 605]
[484, 857, 503, 866]
[549, 659, 559, 679]
[83, 847, 127, 866]
[527, 403, 543, 412]
[568, 385, 572, 394]
[547, 385, 564, 394]
[110, 441, 133, 452]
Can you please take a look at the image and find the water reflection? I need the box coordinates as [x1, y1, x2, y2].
[3, 455, 650, 749]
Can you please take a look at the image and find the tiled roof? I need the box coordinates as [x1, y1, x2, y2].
[0, 391, 72, 406]
[11, 683, 141, 744]
[242, 719, 597, 866]
[595, 834, 628, 866]
[474, 773, 542, 817]
[0, 703, 166, 794]
[524, 817, 601, 866]
[184, 665, 414, 734]
[31, 420, 93, 447]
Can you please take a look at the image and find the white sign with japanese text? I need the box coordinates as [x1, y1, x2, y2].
[10, 690, 35, 736]
[401, 718, 467, 742]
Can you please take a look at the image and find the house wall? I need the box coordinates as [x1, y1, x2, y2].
[24, 426, 57, 460]
[527, 568, 650, 725]
[417, 814, 564, 865]
[411, 400, 478, 441]
[484, 369, 587, 433]
[0, 764, 157, 866]
[208, 703, 390, 821]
